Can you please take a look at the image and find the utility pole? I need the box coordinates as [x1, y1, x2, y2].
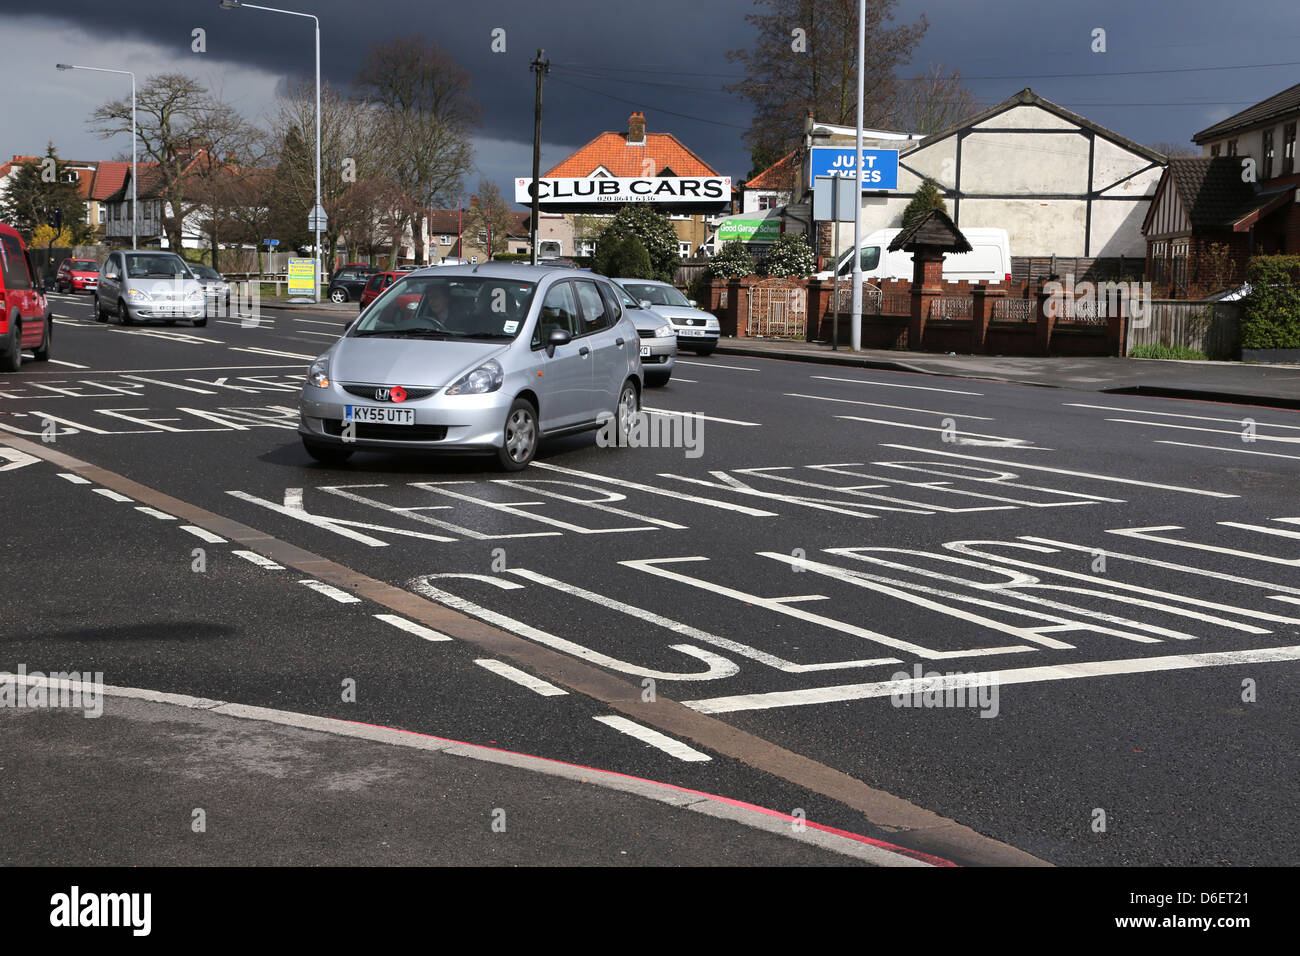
[529, 49, 550, 267]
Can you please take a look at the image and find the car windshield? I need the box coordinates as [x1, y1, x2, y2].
[191, 265, 220, 279]
[621, 282, 691, 307]
[125, 254, 192, 279]
[70, 260, 97, 270]
[351, 275, 538, 340]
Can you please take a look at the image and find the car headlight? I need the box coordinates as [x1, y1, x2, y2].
[126, 288, 151, 302]
[653, 323, 676, 338]
[308, 358, 331, 388]
[445, 359, 503, 396]
[187, 288, 204, 300]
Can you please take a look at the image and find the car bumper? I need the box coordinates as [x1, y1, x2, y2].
[673, 328, 719, 348]
[125, 301, 204, 320]
[638, 338, 676, 370]
[298, 385, 513, 451]
[71, 279, 97, 291]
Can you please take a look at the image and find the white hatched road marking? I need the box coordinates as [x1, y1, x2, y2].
[374, 613, 453, 642]
[593, 715, 712, 761]
[299, 579, 361, 603]
[474, 659, 568, 696]
[120, 374, 217, 394]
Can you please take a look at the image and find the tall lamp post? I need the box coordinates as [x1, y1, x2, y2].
[848, 0, 866, 351]
[220, 0, 322, 303]
[56, 63, 136, 249]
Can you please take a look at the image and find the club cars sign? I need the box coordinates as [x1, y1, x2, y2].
[516, 176, 732, 206]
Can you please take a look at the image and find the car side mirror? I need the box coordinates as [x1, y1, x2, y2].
[639, 300, 653, 310]
[689, 299, 698, 307]
[546, 327, 571, 357]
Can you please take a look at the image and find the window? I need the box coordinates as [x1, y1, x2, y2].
[1263, 129, 1275, 179]
[678, 241, 692, 259]
[440, 235, 451, 246]
[1210, 143, 1220, 157]
[758, 194, 777, 211]
[477, 231, 488, 245]
[533, 281, 580, 346]
[838, 246, 881, 276]
[576, 239, 595, 257]
[573, 280, 611, 334]
[1227, 139, 1238, 156]
[1285, 123, 1297, 175]
[0, 234, 32, 290]
[597, 281, 624, 322]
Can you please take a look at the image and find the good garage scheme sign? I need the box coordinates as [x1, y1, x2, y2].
[515, 176, 732, 205]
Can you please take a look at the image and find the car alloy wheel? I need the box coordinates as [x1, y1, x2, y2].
[616, 380, 639, 442]
[497, 398, 538, 471]
[330, 288, 348, 303]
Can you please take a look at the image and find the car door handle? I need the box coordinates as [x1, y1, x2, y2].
[615, 337, 625, 347]
[578, 346, 590, 357]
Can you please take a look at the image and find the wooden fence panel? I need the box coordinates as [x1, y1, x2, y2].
[1126, 300, 1240, 359]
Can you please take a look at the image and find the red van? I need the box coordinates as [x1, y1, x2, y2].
[0, 223, 52, 372]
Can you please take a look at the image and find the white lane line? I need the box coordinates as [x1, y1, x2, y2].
[786, 392, 994, 420]
[1156, 440, 1300, 461]
[295, 329, 344, 338]
[299, 579, 361, 603]
[120, 374, 217, 394]
[47, 359, 90, 368]
[683, 645, 1300, 714]
[676, 360, 759, 371]
[135, 506, 175, 520]
[593, 715, 712, 761]
[231, 347, 317, 360]
[642, 407, 761, 426]
[18, 364, 305, 375]
[530, 462, 778, 516]
[374, 613, 453, 642]
[294, 317, 349, 327]
[233, 550, 284, 569]
[880, 445, 1239, 498]
[813, 374, 983, 396]
[1066, 403, 1300, 430]
[92, 488, 133, 503]
[474, 659, 568, 696]
[670, 376, 697, 383]
[181, 525, 227, 544]
[215, 319, 276, 328]
[57, 472, 92, 484]
[840, 416, 1034, 447]
[109, 328, 225, 345]
[1106, 417, 1300, 444]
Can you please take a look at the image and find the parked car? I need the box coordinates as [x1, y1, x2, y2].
[0, 222, 53, 371]
[358, 270, 404, 310]
[328, 267, 372, 303]
[611, 281, 676, 386]
[616, 278, 720, 356]
[332, 262, 375, 278]
[94, 250, 206, 327]
[813, 227, 1012, 284]
[298, 264, 642, 471]
[189, 263, 232, 314]
[56, 257, 100, 294]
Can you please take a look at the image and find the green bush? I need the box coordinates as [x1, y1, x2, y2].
[706, 241, 758, 279]
[492, 253, 531, 262]
[594, 207, 680, 281]
[1241, 256, 1300, 349]
[759, 233, 816, 278]
[902, 177, 948, 228]
[1129, 344, 1207, 360]
[593, 235, 654, 279]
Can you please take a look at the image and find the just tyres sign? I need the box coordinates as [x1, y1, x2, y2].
[515, 176, 732, 205]
[807, 146, 899, 190]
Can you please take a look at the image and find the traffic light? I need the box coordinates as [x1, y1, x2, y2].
[46, 208, 63, 231]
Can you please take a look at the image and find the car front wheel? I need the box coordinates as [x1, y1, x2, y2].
[330, 288, 349, 303]
[614, 379, 639, 443]
[1, 318, 21, 373]
[496, 398, 538, 471]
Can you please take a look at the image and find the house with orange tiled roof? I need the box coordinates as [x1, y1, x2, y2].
[0, 154, 103, 235]
[742, 150, 798, 214]
[515, 112, 733, 261]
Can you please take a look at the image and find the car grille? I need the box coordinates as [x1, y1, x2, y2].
[669, 316, 710, 327]
[341, 384, 438, 401]
[637, 329, 658, 339]
[324, 421, 448, 441]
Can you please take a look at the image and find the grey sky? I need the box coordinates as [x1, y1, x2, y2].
[2, 0, 1298, 206]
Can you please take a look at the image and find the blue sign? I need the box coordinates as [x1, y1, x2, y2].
[262, 239, 280, 246]
[807, 146, 899, 190]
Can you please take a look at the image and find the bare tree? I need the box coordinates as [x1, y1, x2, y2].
[1148, 141, 1200, 158]
[461, 179, 515, 259]
[891, 64, 982, 135]
[355, 37, 478, 264]
[727, 0, 928, 173]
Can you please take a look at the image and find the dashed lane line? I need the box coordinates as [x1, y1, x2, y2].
[299, 579, 362, 604]
[474, 659, 569, 696]
[180, 525, 227, 544]
[593, 715, 712, 762]
[373, 613, 453, 642]
[233, 550, 284, 569]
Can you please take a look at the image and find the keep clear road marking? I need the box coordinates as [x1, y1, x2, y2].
[812, 375, 983, 396]
[374, 613, 453, 642]
[880, 444, 1239, 498]
[593, 715, 712, 762]
[231, 347, 317, 360]
[530, 461, 779, 517]
[299, 579, 361, 603]
[683, 645, 1300, 714]
[676, 360, 759, 372]
[786, 392, 995, 420]
[474, 659, 569, 696]
[642, 407, 761, 426]
[120, 374, 218, 394]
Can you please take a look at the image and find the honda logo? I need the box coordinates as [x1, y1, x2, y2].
[373, 386, 407, 403]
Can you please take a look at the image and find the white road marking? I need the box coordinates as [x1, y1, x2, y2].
[813, 374, 982, 396]
[530, 462, 778, 517]
[592, 715, 712, 761]
[295, 329, 343, 338]
[642, 407, 761, 426]
[134, 506, 175, 520]
[1107, 525, 1300, 568]
[233, 550, 284, 569]
[1066, 403, 1300, 430]
[786, 392, 994, 420]
[294, 317, 348, 327]
[1156, 440, 1300, 461]
[839, 416, 1036, 447]
[120, 374, 217, 394]
[1106, 417, 1300, 444]
[374, 613, 453, 642]
[677, 361, 759, 372]
[231, 347, 317, 360]
[57, 472, 91, 484]
[669, 376, 697, 383]
[299, 579, 361, 603]
[683, 645, 1300, 714]
[110, 328, 225, 345]
[0, 448, 40, 470]
[881, 445, 1238, 498]
[92, 488, 133, 502]
[474, 659, 568, 696]
[180, 525, 227, 544]
[47, 359, 90, 369]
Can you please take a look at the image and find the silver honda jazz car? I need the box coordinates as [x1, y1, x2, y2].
[298, 264, 642, 471]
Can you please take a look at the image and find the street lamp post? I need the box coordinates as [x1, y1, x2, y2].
[849, 0, 866, 351]
[221, 0, 322, 303]
[56, 63, 136, 249]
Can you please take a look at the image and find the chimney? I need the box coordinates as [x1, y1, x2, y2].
[628, 111, 646, 145]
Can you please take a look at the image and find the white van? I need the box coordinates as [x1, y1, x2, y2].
[815, 227, 1011, 284]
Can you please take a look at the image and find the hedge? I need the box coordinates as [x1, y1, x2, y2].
[1241, 255, 1300, 349]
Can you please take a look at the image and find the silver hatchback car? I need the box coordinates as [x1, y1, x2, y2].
[298, 264, 642, 471]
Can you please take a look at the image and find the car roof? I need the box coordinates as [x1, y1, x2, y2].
[0, 222, 25, 244]
[614, 277, 671, 286]
[400, 262, 598, 282]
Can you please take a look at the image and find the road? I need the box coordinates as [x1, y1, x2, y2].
[3, 289, 1298, 867]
